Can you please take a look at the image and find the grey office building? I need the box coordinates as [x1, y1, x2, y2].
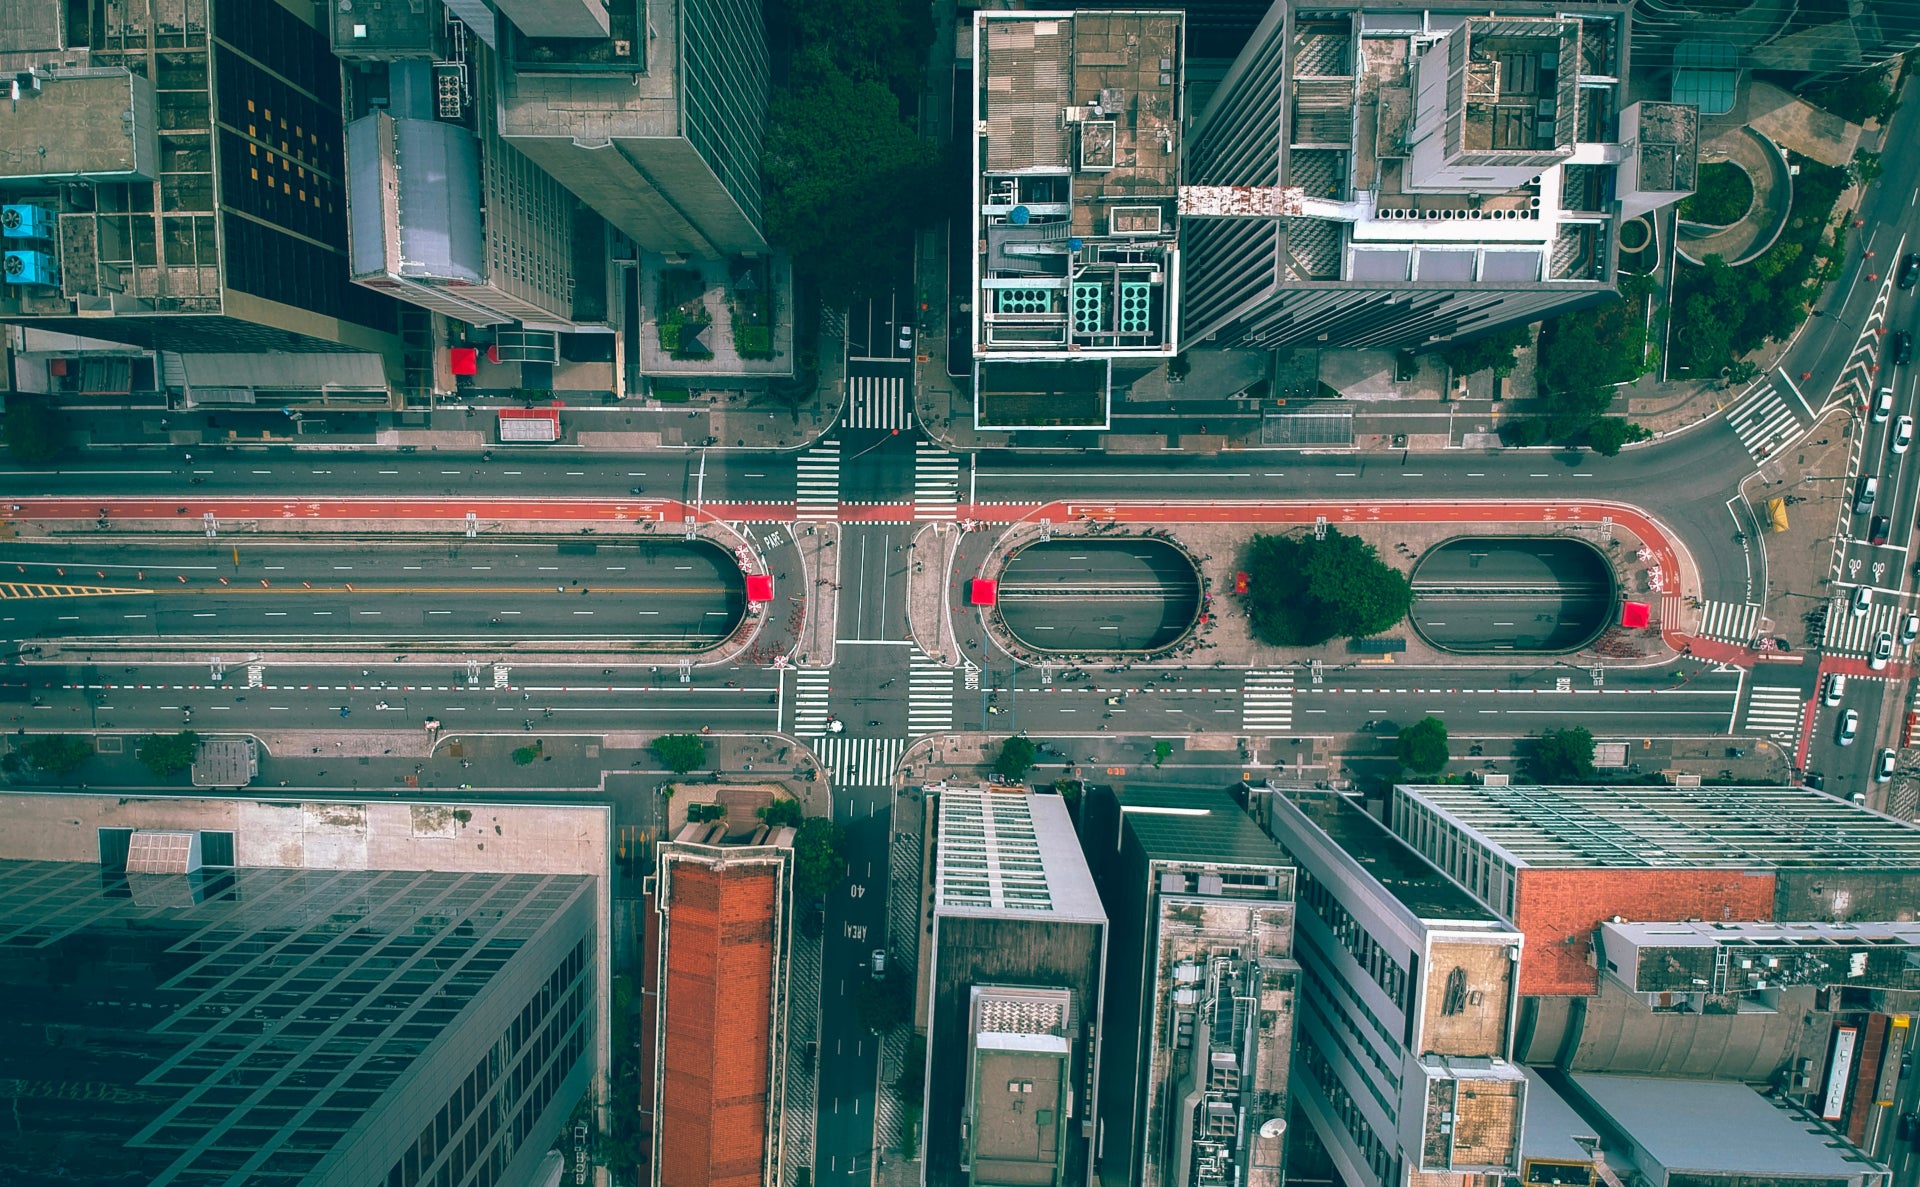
[0, 794, 608, 1187]
[1181, 0, 1697, 351]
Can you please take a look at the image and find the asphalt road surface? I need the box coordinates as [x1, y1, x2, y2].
[997, 538, 1201, 652]
[3, 538, 745, 645]
[1410, 537, 1614, 652]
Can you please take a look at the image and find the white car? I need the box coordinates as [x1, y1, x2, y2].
[871, 948, 887, 978]
[1895, 415, 1914, 454]
[1837, 708, 1860, 745]
[1876, 748, 1898, 783]
[1904, 614, 1920, 646]
[1875, 386, 1896, 423]
[897, 322, 914, 352]
[1872, 630, 1895, 670]
[1853, 585, 1874, 617]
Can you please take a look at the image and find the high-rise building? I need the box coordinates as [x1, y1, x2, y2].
[968, 10, 1185, 431]
[1383, 782, 1920, 996]
[1077, 786, 1298, 1187]
[1247, 784, 1527, 1187]
[1181, 0, 1697, 351]
[650, 820, 795, 1187]
[922, 786, 1108, 1187]
[333, 4, 590, 329]
[0, 792, 611, 1187]
[0, 0, 404, 356]
[484, 0, 770, 258]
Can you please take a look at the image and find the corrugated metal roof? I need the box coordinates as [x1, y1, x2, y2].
[1567, 1073, 1870, 1178]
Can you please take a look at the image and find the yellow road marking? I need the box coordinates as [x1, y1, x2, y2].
[0, 583, 145, 599]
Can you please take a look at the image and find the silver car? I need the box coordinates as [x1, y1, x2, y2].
[1837, 708, 1860, 746]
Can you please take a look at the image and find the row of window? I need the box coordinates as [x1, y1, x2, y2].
[1297, 1039, 1399, 1186]
[1393, 800, 1515, 917]
[1297, 870, 1412, 1009]
[1295, 944, 1402, 1104]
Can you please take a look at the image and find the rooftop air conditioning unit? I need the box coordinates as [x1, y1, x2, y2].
[1, 204, 56, 241]
[614, 39, 632, 55]
[3, 249, 58, 288]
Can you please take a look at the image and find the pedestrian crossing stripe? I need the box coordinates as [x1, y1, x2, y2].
[914, 444, 960, 521]
[812, 737, 906, 788]
[795, 442, 840, 520]
[1726, 384, 1803, 462]
[1742, 685, 1804, 737]
[792, 669, 832, 737]
[1694, 600, 1758, 644]
[1822, 595, 1909, 657]
[845, 374, 911, 430]
[1243, 670, 1294, 732]
[908, 648, 955, 733]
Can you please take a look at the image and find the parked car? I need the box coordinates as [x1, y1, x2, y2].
[1856, 474, 1880, 513]
[1853, 585, 1874, 616]
[1871, 515, 1891, 545]
[1873, 630, 1896, 670]
[1837, 708, 1860, 745]
[1903, 614, 1919, 645]
[1901, 253, 1920, 289]
[1876, 748, 1898, 783]
[1893, 331, 1914, 367]
[1895, 415, 1913, 454]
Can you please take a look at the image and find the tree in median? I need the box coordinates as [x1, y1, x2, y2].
[137, 730, 200, 778]
[1527, 727, 1596, 782]
[651, 733, 706, 774]
[1396, 717, 1450, 774]
[1242, 528, 1414, 646]
[21, 735, 92, 778]
[994, 735, 1037, 782]
[3, 397, 69, 464]
[793, 816, 848, 901]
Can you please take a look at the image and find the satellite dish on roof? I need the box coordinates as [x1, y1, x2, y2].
[1259, 1118, 1287, 1139]
[1010, 205, 1031, 225]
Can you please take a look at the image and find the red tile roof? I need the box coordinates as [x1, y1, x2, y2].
[660, 862, 778, 1187]
[1513, 868, 1777, 995]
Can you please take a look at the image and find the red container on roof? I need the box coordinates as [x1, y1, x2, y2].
[449, 347, 478, 376]
[969, 579, 997, 606]
[745, 574, 774, 602]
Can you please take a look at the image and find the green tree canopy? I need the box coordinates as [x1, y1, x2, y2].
[763, 64, 944, 303]
[1527, 727, 1596, 782]
[651, 733, 707, 774]
[1583, 418, 1651, 457]
[758, 798, 804, 828]
[994, 735, 1037, 782]
[1534, 274, 1656, 443]
[1396, 717, 1450, 774]
[137, 730, 199, 778]
[1242, 529, 1414, 646]
[793, 816, 848, 901]
[4, 398, 68, 464]
[1152, 740, 1172, 768]
[22, 734, 92, 777]
[855, 967, 913, 1033]
[1439, 323, 1532, 378]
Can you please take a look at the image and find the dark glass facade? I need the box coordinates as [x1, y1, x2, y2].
[0, 861, 595, 1187]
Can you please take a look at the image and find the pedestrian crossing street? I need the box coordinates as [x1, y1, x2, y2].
[795, 442, 840, 520]
[908, 649, 955, 733]
[1694, 600, 1759, 644]
[1822, 595, 1906, 656]
[812, 737, 906, 788]
[1742, 684, 1805, 737]
[914, 444, 960, 521]
[1725, 381, 1804, 462]
[845, 373, 911, 430]
[791, 668, 832, 736]
[1242, 670, 1294, 732]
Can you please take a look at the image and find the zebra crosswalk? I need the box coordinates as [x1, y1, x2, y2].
[1694, 600, 1759, 644]
[845, 373, 911, 430]
[795, 442, 840, 520]
[1726, 382, 1803, 462]
[1822, 594, 1907, 656]
[1242, 670, 1294, 732]
[812, 737, 906, 788]
[914, 444, 960, 521]
[908, 649, 955, 733]
[1742, 684, 1805, 737]
[791, 669, 832, 736]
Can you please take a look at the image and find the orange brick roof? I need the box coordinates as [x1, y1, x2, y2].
[661, 862, 778, 1187]
[1512, 868, 1776, 995]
